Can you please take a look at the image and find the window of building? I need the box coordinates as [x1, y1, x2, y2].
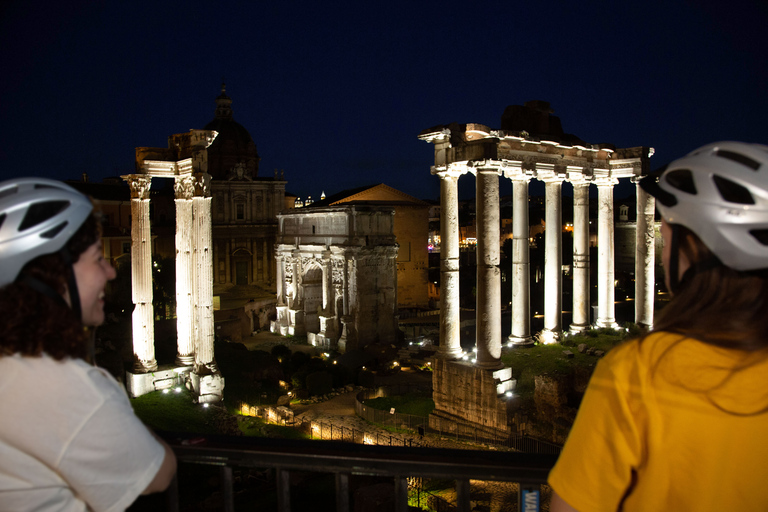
[236, 203, 245, 220]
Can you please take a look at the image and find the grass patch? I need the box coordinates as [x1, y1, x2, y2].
[501, 327, 631, 399]
[237, 416, 309, 439]
[131, 388, 220, 434]
[363, 394, 435, 417]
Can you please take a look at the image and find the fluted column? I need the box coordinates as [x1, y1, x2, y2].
[125, 175, 157, 372]
[174, 175, 195, 366]
[539, 176, 563, 344]
[634, 177, 656, 329]
[595, 176, 619, 329]
[508, 177, 533, 346]
[475, 166, 502, 368]
[275, 255, 286, 306]
[570, 180, 591, 333]
[437, 170, 464, 360]
[193, 173, 217, 373]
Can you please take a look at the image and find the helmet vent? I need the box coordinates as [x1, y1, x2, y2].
[0, 186, 18, 201]
[715, 149, 760, 171]
[713, 175, 755, 204]
[18, 201, 70, 231]
[749, 229, 768, 246]
[665, 169, 697, 195]
[40, 221, 68, 239]
[0, 213, 5, 230]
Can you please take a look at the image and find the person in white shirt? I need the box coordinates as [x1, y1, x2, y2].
[0, 178, 176, 512]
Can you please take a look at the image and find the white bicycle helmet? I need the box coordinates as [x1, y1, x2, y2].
[0, 178, 93, 287]
[640, 141, 768, 272]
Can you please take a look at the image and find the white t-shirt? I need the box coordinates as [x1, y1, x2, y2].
[0, 354, 165, 512]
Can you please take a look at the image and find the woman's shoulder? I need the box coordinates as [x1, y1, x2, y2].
[1, 353, 121, 399]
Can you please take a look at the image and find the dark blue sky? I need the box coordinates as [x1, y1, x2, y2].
[1, 1, 766, 202]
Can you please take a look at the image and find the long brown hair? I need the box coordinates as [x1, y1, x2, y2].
[0, 214, 101, 360]
[653, 225, 768, 352]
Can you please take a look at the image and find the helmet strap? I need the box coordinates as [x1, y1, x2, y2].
[668, 225, 681, 294]
[18, 275, 71, 310]
[60, 247, 83, 323]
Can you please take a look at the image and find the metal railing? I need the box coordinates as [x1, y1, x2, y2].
[162, 434, 557, 512]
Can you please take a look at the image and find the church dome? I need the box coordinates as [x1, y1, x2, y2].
[204, 84, 260, 180]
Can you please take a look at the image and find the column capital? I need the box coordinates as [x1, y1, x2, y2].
[433, 164, 466, 180]
[566, 166, 591, 186]
[593, 169, 619, 187]
[536, 162, 565, 183]
[123, 174, 152, 199]
[174, 174, 195, 200]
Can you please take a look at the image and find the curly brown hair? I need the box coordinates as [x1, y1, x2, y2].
[0, 213, 101, 360]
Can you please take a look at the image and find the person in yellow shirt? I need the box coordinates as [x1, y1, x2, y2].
[549, 141, 768, 511]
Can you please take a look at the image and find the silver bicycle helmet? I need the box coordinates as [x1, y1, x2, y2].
[640, 141, 768, 272]
[0, 178, 93, 287]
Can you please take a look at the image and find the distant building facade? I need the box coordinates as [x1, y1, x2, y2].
[203, 85, 285, 289]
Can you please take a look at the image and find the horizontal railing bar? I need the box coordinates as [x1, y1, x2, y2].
[166, 434, 556, 484]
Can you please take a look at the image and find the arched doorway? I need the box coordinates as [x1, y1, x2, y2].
[231, 248, 252, 285]
[302, 265, 322, 333]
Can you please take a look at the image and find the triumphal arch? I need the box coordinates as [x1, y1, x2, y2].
[122, 129, 224, 403]
[420, 102, 654, 435]
[270, 205, 399, 352]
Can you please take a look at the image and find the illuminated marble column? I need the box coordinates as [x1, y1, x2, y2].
[436, 169, 464, 360]
[475, 166, 502, 368]
[508, 177, 533, 346]
[595, 176, 619, 329]
[318, 251, 336, 340]
[539, 175, 563, 343]
[275, 255, 286, 306]
[192, 173, 217, 373]
[569, 179, 591, 333]
[174, 175, 195, 366]
[125, 175, 157, 372]
[634, 177, 656, 329]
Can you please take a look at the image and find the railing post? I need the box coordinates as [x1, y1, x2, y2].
[394, 475, 409, 512]
[277, 468, 291, 512]
[165, 474, 179, 512]
[336, 473, 350, 512]
[456, 478, 471, 512]
[220, 466, 234, 512]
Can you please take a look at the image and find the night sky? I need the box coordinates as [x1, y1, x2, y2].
[2, 1, 766, 202]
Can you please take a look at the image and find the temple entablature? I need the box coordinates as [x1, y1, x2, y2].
[135, 129, 219, 177]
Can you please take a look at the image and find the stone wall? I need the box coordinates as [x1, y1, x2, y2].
[429, 358, 513, 436]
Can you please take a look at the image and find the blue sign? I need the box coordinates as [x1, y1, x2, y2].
[520, 487, 540, 512]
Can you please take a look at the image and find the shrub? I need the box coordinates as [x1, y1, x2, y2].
[306, 371, 333, 396]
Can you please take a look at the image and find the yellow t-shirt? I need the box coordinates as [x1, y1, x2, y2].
[548, 331, 768, 511]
